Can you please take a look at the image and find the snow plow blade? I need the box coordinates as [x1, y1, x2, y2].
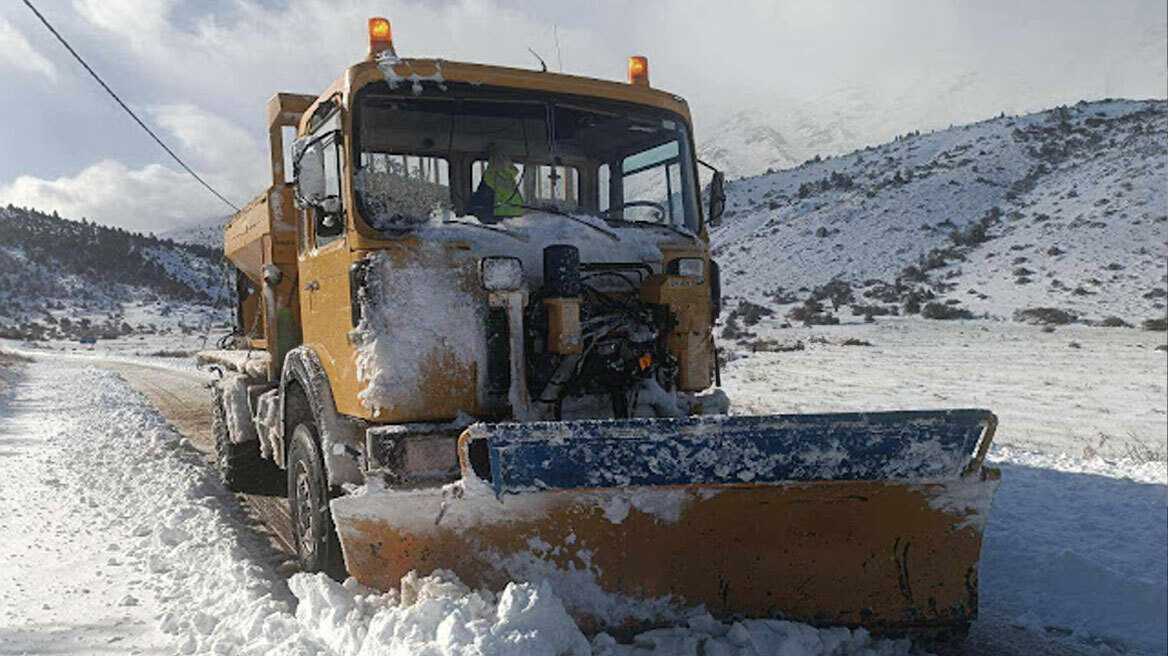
[332, 409, 999, 633]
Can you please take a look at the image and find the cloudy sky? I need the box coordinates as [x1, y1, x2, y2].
[1, 0, 1164, 233]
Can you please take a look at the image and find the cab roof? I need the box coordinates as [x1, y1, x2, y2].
[345, 58, 691, 121]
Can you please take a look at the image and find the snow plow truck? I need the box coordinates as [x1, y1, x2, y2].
[196, 17, 1000, 636]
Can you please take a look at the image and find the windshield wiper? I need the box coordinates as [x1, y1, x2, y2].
[606, 217, 694, 240]
[443, 218, 530, 242]
[521, 204, 621, 242]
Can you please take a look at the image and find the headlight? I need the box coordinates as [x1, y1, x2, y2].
[480, 257, 523, 291]
[671, 257, 705, 283]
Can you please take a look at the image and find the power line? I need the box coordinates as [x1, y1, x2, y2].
[21, 0, 241, 213]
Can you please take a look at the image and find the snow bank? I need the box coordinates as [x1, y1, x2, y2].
[287, 570, 917, 656]
[291, 571, 590, 656]
[1, 362, 315, 653]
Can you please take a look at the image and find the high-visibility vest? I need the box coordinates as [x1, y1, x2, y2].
[484, 161, 524, 217]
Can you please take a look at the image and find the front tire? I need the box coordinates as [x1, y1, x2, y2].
[287, 421, 346, 578]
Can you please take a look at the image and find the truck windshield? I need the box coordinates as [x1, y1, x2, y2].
[351, 83, 699, 234]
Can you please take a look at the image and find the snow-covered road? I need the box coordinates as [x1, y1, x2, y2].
[0, 319, 1164, 655]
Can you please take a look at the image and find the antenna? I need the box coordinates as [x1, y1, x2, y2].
[527, 47, 548, 72]
[553, 25, 563, 72]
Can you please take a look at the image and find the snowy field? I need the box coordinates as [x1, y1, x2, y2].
[0, 319, 1165, 655]
[720, 318, 1167, 654]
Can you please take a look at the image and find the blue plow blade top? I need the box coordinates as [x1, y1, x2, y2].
[465, 409, 996, 497]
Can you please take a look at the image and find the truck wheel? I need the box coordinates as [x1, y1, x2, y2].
[211, 387, 271, 493]
[287, 421, 346, 579]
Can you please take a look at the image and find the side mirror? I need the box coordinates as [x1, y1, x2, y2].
[292, 136, 327, 208]
[708, 170, 726, 226]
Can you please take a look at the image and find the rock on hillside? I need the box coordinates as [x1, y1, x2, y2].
[711, 99, 1167, 325]
[0, 206, 227, 341]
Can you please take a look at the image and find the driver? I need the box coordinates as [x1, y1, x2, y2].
[470, 144, 524, 221]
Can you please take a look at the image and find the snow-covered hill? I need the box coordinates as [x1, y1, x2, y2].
[161, 216, 228, 250]
[711, 99, 1168, 325]
[0, 206, 228, 340]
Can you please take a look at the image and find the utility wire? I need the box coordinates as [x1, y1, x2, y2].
[21, 0, 241, 213]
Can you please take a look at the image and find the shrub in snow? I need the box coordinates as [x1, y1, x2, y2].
[720, 316, 748, 341]
[849, 304, 897, 317]
[787, 299, 827, 324]
[861, 281, 901, 304]
[1097, 316, 1131, 328]
[1142, 288, 1167, 300]
[1014, 307, 1078, 325]
[810, 280, 854, 311]
[921, 302, 975, 320]
[1141, 317, 1167, 332]
[734, 301, 774, 327]
[747, 338, 805, 353]
[767, 286, 800, 305]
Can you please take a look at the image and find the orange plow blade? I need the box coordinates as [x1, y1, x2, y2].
[332, 410, 999, 633]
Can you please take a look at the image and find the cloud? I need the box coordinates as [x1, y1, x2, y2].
[0, 159, 228, 233]
[0, 104, 262, 232]
[145, 103, 267, 181]
[0, 15, 57, 80]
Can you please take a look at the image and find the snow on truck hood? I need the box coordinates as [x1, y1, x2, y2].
[416, 211, 701, 281]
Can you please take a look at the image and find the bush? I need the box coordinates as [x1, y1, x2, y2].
[804, 312, 840, 326]
[747, 339, 805, 353]
[840, 338, 873, 347]
[1141, 317, 1167, 332]
[1097, 316, 1131, 328]
[767, 287, 800, 304]
[1014, 307, 1077, 325]
[812, 280, 854, 310]
[721, 316, 748, 340]
[736, 301, 773, 326]
[787, 299, 837, 325]
[921, 302, 975, 320]
[849, 304, 898, 317]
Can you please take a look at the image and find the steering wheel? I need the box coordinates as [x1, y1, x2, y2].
[600, 200, 667, 222]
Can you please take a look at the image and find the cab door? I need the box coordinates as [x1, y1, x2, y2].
[296, 115, 359, 415]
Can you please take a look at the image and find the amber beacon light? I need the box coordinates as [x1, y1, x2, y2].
[628, 55, 649, 86]
[369, 17, 394, 55]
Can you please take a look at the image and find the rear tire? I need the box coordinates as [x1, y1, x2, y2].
[287, 421, 346, 578]
[212, 386, 272, 493]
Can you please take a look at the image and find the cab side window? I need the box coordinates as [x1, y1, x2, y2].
[315, 130, 345, 247]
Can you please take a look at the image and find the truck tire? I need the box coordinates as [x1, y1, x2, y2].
[287, 421, 346, 579]
[212, 386, 272, 493]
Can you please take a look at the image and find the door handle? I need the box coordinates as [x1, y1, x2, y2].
[305, 280, 320, 292]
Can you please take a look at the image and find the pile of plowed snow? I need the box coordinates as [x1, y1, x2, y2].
[292, 572, 918, 656]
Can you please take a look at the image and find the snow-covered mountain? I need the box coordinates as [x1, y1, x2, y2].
[699, 31, 1168, 182]
[0, 206, 228, 340]
[697, 111, 805, 180]
[711, 99, 1167, 325]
